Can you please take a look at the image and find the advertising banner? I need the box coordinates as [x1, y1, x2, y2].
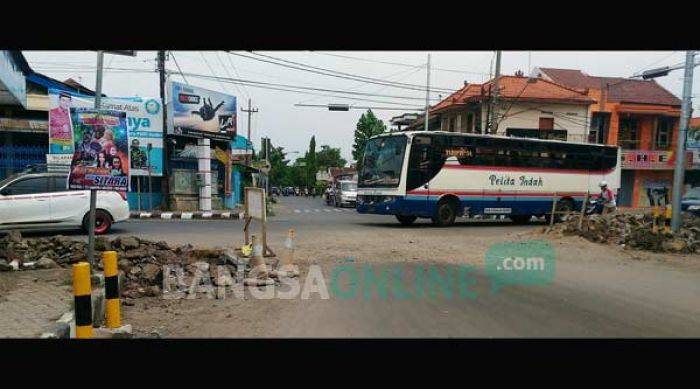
[168, 81, 237, 141]
[48, 89, 163, 176]
[68, 108, 130, 191]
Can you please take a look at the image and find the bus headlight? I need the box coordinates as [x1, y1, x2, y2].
[688, 205, 700, 211]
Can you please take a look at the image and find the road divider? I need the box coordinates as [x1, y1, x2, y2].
[130, 210, 242, 220]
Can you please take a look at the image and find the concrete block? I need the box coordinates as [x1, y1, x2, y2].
[92, 289, 105, 328]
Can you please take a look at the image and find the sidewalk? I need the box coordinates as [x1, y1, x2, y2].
[130, 209, 244, 220]
[0, 268, 72, 338]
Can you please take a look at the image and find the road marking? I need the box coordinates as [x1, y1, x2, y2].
[181, 212, 193, 219]
[139, 212, 152, 218]
[221, 212, 231, 218]
[324, 209, 331, 212]
[334, 209, 342, 212]
[304, 209, 311, 213]
[294, 209, 301, 213]
[161, 212, 173, 219]
[314, 209, 321, 212]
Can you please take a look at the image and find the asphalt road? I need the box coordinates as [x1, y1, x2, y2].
[110, 196, 700, 337]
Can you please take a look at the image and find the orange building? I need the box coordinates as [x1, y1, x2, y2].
[534, 68, 691, 208]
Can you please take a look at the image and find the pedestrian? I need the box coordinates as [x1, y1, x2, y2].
[599, 181, 617, 214]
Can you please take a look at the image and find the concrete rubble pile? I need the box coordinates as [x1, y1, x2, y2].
[0, 231, 292, 298]
[550, 212, 700, 254]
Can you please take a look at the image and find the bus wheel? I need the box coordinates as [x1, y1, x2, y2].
[396, 215, 417, 226]
[546, 199, 574, 224]
[510, 215, 532, 224]
[432, 199, 457, 226]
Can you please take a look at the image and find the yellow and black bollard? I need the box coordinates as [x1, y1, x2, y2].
[72, 262, 92, 339]
[664, 206, 672, 234]
[103, 251, 121, 329]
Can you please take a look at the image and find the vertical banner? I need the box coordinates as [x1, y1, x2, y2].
[68, 108, 130, 191]
[48, 89, 163, 176]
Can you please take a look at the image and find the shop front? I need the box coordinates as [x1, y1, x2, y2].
[618, 149, 693, 208]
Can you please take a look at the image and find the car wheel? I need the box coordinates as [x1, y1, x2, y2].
[83, 209, 113, 235]
[396, 215, 417, 226]
[431, 199, 457, 227]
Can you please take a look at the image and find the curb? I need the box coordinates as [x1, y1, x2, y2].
[130, 210, 244, 220]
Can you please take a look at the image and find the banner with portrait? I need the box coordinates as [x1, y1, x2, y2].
[48, 89, 163, 176]
[68, 108, 130, 191]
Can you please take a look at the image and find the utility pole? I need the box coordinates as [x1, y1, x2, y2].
[87, 50, 105, 267]
[423, 54, 431, 132]
[489, 50, 502, 134]
[241, 98, 258, 165]
[671, 50, 696, 232]
[157, 51, 169, 210]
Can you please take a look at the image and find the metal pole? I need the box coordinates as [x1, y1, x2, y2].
[489, 50, 502, 134]
[87, 51, 104, 267]
[241, 99, 258, 166]
[423, 54, 431, 132]
[671, 50, 696, 232]
[147, 144, 152, 211]
[158, 51, 169, 210]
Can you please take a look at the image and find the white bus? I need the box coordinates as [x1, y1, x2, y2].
[356, 131, 621, 226]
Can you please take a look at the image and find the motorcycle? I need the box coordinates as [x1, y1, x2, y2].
[585, 196, 605, 215]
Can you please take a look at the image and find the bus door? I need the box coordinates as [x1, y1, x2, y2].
[406, 135, 434, 217]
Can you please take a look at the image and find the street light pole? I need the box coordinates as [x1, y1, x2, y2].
[423, 54, 431, 132]
[671, 50, 696, 232]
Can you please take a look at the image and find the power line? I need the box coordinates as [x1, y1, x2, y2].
[174, 70, 425, 107]
[171, 70, 439, 102]
[228, 51, 457, 94]
[199, 51, 230, 95]
[312, 52, 491, 76]
[221, 51, 251, 100]
[169, 51, 190, 85]
[214, 51, 247, 99]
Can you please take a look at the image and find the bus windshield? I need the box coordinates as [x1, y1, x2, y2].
[359, 135, 407, 188]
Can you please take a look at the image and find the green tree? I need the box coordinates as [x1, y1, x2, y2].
[316, 145, 347, 170]
[304, 136, 317, 188]
[352, 109, 386, 169]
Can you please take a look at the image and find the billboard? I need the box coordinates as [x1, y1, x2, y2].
[68, 108, 130, 191]
[48, 89, 163, 176]
[168, 81, 236, 141]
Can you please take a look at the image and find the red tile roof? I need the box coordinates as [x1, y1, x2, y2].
[431, 75, 593, 114]
[537, 67, 681, 106]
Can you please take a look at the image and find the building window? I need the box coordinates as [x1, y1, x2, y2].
[589, 112, 610, 144]
[449, 117, 456, 132]
[618, 116, 639, 150]
[539, 117, 554, 130]
[655, 117, 673, 149]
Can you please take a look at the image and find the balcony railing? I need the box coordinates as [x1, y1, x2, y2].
[617, 139, 640, 150]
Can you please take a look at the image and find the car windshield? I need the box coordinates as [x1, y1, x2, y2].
[683, 187, 700, 200]
[341, 182, 357, 191]
[359, 135, 407, 188]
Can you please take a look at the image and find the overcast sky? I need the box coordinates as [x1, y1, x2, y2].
[23, 51, 700, 163]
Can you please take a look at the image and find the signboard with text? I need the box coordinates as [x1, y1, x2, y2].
[48, 89, 163, 176]
[621, 150, 693, 170]
[167, 81, 237, 141]
[68, 108, 130, 191]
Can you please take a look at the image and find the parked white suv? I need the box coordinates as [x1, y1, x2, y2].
[0, 172, 129, 234]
